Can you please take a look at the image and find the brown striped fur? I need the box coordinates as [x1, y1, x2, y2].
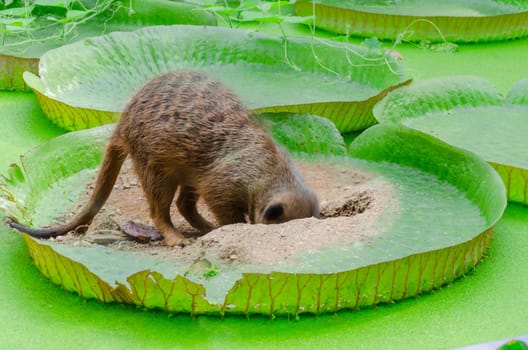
[7, 71, 319, 246]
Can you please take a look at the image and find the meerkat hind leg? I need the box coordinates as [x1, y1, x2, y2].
[176, 186, 215, 233]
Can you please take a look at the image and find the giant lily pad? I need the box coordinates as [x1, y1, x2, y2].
[23, 25, 406, 132]
[0, 0, 217, 91]
[1, 120, 506, 316]
[294, 0, 528, 43]
[374, 76, 528, 205]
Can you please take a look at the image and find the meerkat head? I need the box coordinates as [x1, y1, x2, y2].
[254, 188, 320, 225]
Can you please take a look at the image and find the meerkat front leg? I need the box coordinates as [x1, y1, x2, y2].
[136, 164, 185, 246]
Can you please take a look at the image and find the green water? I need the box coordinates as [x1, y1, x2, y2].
[0, 92, 64, 170]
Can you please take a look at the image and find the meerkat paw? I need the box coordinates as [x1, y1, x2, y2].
[164, 235, 183, 247]
[163, 232, 195, 247]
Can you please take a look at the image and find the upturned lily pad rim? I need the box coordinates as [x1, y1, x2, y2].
[294, 0, 528, 42]
[0, 122, 506, 316]
[373, 75, 505, 122]
[299, 0, 528, 16]
[349, 122, 506, 225]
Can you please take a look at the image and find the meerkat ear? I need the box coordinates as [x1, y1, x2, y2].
[263, 203, 284, 222]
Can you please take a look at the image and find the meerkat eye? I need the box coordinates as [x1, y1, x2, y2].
[263, 203, 284, 222]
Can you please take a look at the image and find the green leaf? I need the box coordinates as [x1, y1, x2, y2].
[256, 1, 290, 13]
[1, 122, 506, 316]
[374, 76, 528, 205]
[237, 11, 313, 25]
[239, 10, 284, 23]
[507, 78, 528, 105]
[294, 0, 528, 42]
[498, 339, 528, 350]
[65, 9, 86, 20]
[280, 15, 314, 25]
[0, 6, 32, 17]
[0, 16, 34, 27]
[25, 25, 405, 131]
[111, 0, 217, 26]
[201, 5, 235, 16]
[33, 0, 72, 7]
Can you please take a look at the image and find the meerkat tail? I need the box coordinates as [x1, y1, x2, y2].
[5, 217, 71, 238]
[5, 135, 128, 238]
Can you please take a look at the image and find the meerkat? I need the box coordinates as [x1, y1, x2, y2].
[7, 70, 320, 246]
